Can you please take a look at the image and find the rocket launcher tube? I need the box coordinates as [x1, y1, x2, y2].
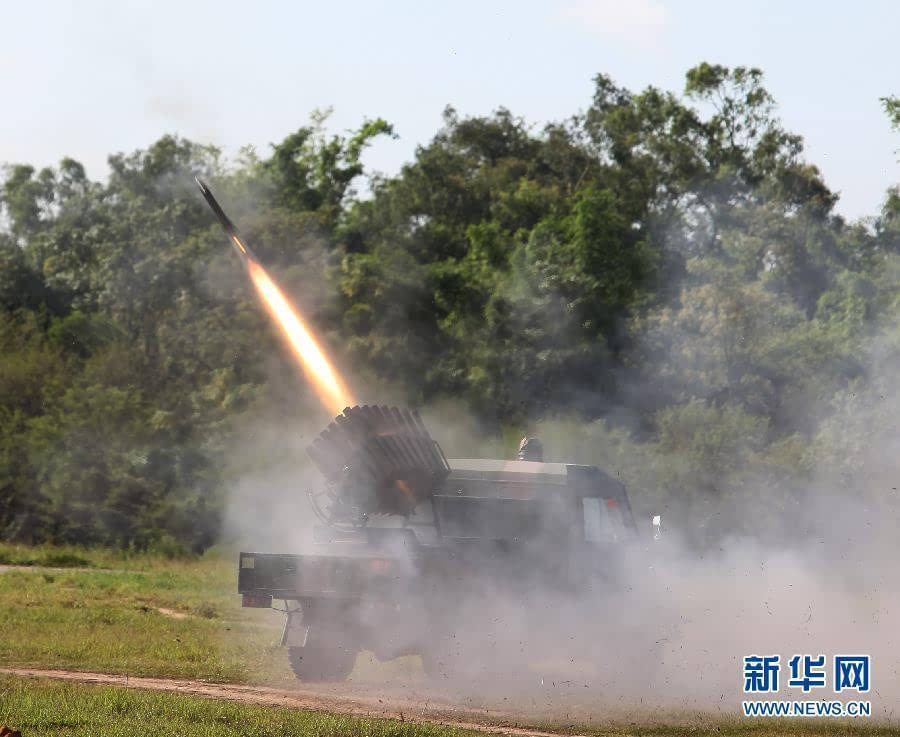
[308, 406, 451, 518]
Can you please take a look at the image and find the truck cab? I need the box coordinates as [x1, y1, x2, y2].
[434, 458, 636, 545]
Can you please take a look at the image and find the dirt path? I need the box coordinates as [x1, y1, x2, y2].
[0, 668, 590, 737]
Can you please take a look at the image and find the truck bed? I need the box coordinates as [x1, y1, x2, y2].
[238, 551, 410, 603]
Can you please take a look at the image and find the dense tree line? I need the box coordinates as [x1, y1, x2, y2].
[1, 64, 897, 550]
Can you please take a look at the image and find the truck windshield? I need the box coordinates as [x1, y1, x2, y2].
[582, 497, 626, 543]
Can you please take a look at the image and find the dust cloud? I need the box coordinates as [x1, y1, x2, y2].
[225, 386, 900, 720]
[219, 220, 899, 723]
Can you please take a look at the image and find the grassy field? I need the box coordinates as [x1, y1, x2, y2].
[0, 542, 295, 682]
[0, 541, 239, 571]
[0, 543, 896, 736]
[0, 674, 895, 737]
[0, 673, 482, 737]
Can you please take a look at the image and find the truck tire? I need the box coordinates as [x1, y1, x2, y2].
[287, 625, 358, 682]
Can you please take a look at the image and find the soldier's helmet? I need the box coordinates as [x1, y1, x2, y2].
[517, 436, 543, 462]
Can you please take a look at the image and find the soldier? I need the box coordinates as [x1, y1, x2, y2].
[516, 436, 543, 462]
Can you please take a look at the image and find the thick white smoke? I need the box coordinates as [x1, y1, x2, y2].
[219, 202, 900, 726]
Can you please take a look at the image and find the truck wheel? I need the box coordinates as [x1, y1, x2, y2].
[287, 626, 358, 682]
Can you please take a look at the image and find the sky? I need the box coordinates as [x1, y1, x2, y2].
[1, 0, 897, 220]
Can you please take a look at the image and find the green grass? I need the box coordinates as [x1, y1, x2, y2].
[0, 543, 100, 569]
[0, 541, 222, 571]
[0, 546, 294, 682]
[0, 675, 895, 737]
[0, 674, 481, 737]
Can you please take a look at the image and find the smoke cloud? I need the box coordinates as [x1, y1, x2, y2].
[219, 193, 900, 727]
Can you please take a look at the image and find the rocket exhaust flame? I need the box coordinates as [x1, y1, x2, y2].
[246, 260, 353, 415]
[231, 234, 248, 256]
[195, 178, 354, 415]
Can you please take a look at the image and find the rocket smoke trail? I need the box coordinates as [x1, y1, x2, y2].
[195, 177, 354, 415]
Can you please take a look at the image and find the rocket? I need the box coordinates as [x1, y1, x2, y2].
[195, 176, 257, 263]
[194, 177, 354, 415]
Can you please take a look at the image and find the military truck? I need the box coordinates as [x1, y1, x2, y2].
[238, 405, 643, 681]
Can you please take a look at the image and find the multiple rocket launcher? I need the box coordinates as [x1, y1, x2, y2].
[196, 179, 450, 518]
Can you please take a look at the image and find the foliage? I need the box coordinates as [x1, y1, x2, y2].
[0, 64, 897, 548]
[883, 95, 900, 131]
